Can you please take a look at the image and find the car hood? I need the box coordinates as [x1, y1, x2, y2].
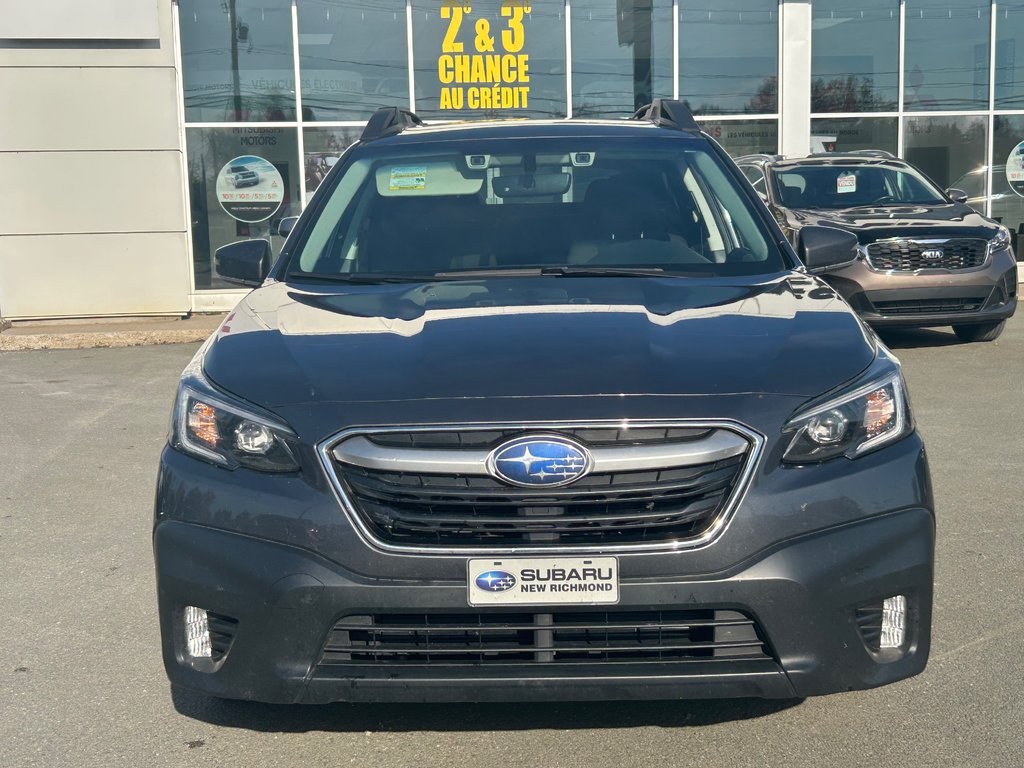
[201, 275, 876, 427]
[783, 202, 997, 241]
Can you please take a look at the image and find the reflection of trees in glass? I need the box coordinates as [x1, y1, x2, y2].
[684, 76, 777, 116]
[811, 76, 897, 113]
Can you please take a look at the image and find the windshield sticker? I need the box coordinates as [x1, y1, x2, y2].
[215, 155, 285, 223]
[837, 172, 857, 194]
[389, 166, 428, 192]
[1006, 141, 1024, 198]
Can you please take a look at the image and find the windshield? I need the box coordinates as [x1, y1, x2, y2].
[772, 163, 947, 209]
[288, 138, 788, 281]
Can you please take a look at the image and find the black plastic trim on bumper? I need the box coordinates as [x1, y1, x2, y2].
[154, 507, 934, 704]
[862, 297, 1016, 328]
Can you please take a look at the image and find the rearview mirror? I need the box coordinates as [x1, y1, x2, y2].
[798, 226, 859, 275]
[277, 216, 299, 237]
[215, 239, 272, 287]
[946, 188, 969, 204]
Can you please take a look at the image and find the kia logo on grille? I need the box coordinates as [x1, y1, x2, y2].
[921, 248, 944, 261]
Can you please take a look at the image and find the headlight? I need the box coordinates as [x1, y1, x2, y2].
[170, 354, 299, 473]
[990, 226, 1012, 255]
[782, 372, 912, 464]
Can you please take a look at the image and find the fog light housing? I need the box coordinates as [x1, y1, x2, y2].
[856, 594, 910, 654]
[183, 605, 212, 658]
[880, 595, 907, 649]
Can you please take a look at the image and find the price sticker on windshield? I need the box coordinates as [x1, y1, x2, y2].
[837, 172, 857, 194]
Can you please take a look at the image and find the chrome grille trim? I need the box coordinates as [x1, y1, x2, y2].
[331, 430, 749, 475]
[316, 420, 765, 556]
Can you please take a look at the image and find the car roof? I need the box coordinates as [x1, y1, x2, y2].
[362, 118, 703, 146]
[741, 152, 907, 170]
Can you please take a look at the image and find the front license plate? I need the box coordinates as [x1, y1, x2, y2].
[467, 557, 619, 606]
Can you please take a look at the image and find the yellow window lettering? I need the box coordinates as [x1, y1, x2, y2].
[441, 4, 468, 54]
[500, 4, 528, 53]
[438, 55, 454, 84]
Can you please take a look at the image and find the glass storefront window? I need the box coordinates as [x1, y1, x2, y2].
[571, 0, 673, 118]
[410, 0, 566, 119]
[679, 1, 778, 115]
[903, 116, 987, 193]
[298, 0, 408, 121]
[303, 126, 362, 198]
[990, 116, 1024, 261]
[186, 127, 301, 290]
[810, 118, 898, 155]
[700, 120, 778, 157]
[996, 3, 1024, 108]
[811, 1, 899, 112]
[180, 0, 297, 122]
[904, 1, 990, 111]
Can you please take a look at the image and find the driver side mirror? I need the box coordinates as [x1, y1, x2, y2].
[277, 216, 299, 237]
[946, 188, 969, 204]
[798, 226, 859, 275]
[215, 239, 272, 288]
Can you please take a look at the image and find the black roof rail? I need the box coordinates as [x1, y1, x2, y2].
[806, 149, 898, 160]
[361, 106, 425, 142]
[631, 99, 701, 133]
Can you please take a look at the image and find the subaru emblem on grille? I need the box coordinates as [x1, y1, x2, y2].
[921, 248, 944, 261]
[487, 436, 592, 488]
[474, 570, 517, 592]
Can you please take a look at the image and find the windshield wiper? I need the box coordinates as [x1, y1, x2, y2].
[289, 272, 439, 284]
[540, 266, 670, 277]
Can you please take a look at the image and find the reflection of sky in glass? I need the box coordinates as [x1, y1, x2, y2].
[904, 0, 990, 111]
[812, 1, 899, 112]
[180, 0, 296, 122]
[679, 2, 778, 115]
[996, 3, 1024, 108]
[298, 0, 408, 121]
[571, 0, 674, 118]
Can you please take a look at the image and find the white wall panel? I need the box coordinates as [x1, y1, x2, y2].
[4, 0, 159, 40]
[0, 68, 179, 151]
[0, 151, 185, 235]
[0, 232, 190, 318]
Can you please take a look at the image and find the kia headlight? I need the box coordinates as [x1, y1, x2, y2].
[782, 372, 912, 464]
[169, 353, 299, 473]
[989, 226, 1012, 255]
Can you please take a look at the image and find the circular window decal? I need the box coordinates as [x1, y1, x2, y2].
[215, 155, 285, 223]
[1006, 141, 1024, 198]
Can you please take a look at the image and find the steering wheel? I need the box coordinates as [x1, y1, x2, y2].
[869, 195, 895, 205]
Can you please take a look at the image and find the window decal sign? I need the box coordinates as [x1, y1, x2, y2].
[1006, 141, 1024, 198]
[437, 1, 531, 111]
[837, 172, 857, 194]
[215, 155, 285, 223]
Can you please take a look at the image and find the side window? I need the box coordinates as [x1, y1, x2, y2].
[682, 168, 726, 258]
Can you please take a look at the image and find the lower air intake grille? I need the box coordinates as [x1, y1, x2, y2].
[319, 610, 771, 666]
[872, 297, 985, 315]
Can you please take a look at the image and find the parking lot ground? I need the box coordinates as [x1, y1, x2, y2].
[2, 322, 1023, 768]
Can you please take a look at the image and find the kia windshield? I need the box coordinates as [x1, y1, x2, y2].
[772, 163, 947, 210]
[288, 138, 788, 281]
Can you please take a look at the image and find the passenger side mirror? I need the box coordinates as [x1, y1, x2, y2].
[798, 226, 859, 275]
[946, 188, 969, 204]
[277, 216, 299, 237]
[215, 239, 272, 288]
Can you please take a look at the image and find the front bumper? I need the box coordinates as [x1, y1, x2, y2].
[155, 506, 934, 704]
[825, 249, 1018, 328]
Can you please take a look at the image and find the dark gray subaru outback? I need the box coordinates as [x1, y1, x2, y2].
[154, 102, 934, 704]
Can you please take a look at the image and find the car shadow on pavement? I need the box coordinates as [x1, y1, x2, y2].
[170, 686, 801, 732]
[875, 327, 965, 349]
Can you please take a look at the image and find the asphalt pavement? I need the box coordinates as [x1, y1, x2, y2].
[2, 323, 1023, 767]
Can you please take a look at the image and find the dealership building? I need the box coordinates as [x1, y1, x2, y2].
[2, 0, 1024, 320]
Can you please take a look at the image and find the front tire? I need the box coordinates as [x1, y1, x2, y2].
[952, 320, 1006, 342]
